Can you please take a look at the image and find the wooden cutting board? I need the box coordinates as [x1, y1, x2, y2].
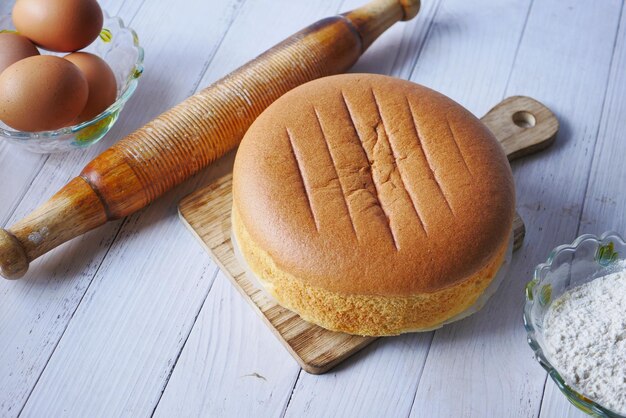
[178, 95, 558, 374]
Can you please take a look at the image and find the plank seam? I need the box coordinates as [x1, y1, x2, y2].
[188, 0, 249, 95]
[335, 0, 349, 14]
[280, 368, 304, 418]
[150, 265, 222, 417]
[406, 0, 444, 80]
[536, 374, 550, 418]
[17, 217, 130, 416]
[1, 155, 49, 228]
[406, 332, 436, 417]
[125, 0, 149, 22]
[501, 0, 535, 101]
[574, 0, 625, 239]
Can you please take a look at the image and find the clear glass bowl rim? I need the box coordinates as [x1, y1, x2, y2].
[523, 230, 626, 417]
[0, 11, 144, 140]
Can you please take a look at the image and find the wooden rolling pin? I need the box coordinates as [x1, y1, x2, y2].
[0, 0, 421, 279]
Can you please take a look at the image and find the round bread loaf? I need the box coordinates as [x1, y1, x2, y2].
[232, 74, 515, 336]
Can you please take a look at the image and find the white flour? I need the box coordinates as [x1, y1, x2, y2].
[543, 269, 626, 414]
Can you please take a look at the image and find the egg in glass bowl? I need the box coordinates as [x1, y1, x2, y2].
[0, 10, 143, 153]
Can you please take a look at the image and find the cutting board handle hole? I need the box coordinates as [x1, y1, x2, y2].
[512, 110, 536, 128]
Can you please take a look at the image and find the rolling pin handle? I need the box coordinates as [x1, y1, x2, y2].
[343, 0, 420, 51]
[0, 229, 29, 279]
[0, 177, 109, 280]
[399, 0, 421, 20]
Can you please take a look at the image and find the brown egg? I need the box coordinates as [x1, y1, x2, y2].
[0, 33, 40, 74]
[12, 0, 103, 52]
[65, 52, 117, 122]
[0, 55, 88, 132]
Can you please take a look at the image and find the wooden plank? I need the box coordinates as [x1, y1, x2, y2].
[194, 0, 340, 88]
[0, 0, 245, 416]
[0, 147, 47, 226]
[0, 2, 12, 13]
[19, 1, 355, 417]
[539, 3, 626, 417]
[153, 0, 354, 414]
[575, 6, 626, 254]
[284, 334, 432, 418]
[0, 0, 144, 414]
[154, 272, 301, 417]
[284, 0, 536, 415]
[410, 1, 623, 417]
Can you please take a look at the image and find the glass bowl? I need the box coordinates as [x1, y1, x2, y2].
[524, 231, 626, 417]
[0, 10, 144, 153]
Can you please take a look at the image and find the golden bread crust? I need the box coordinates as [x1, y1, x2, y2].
[233, 206, 510, 335]
[233, 74, 515, 297]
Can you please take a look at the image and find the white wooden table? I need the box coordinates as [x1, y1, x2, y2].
[1, 0, 624, 416]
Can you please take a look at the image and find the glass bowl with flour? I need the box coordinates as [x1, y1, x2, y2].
[524, 232, 626, 417]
